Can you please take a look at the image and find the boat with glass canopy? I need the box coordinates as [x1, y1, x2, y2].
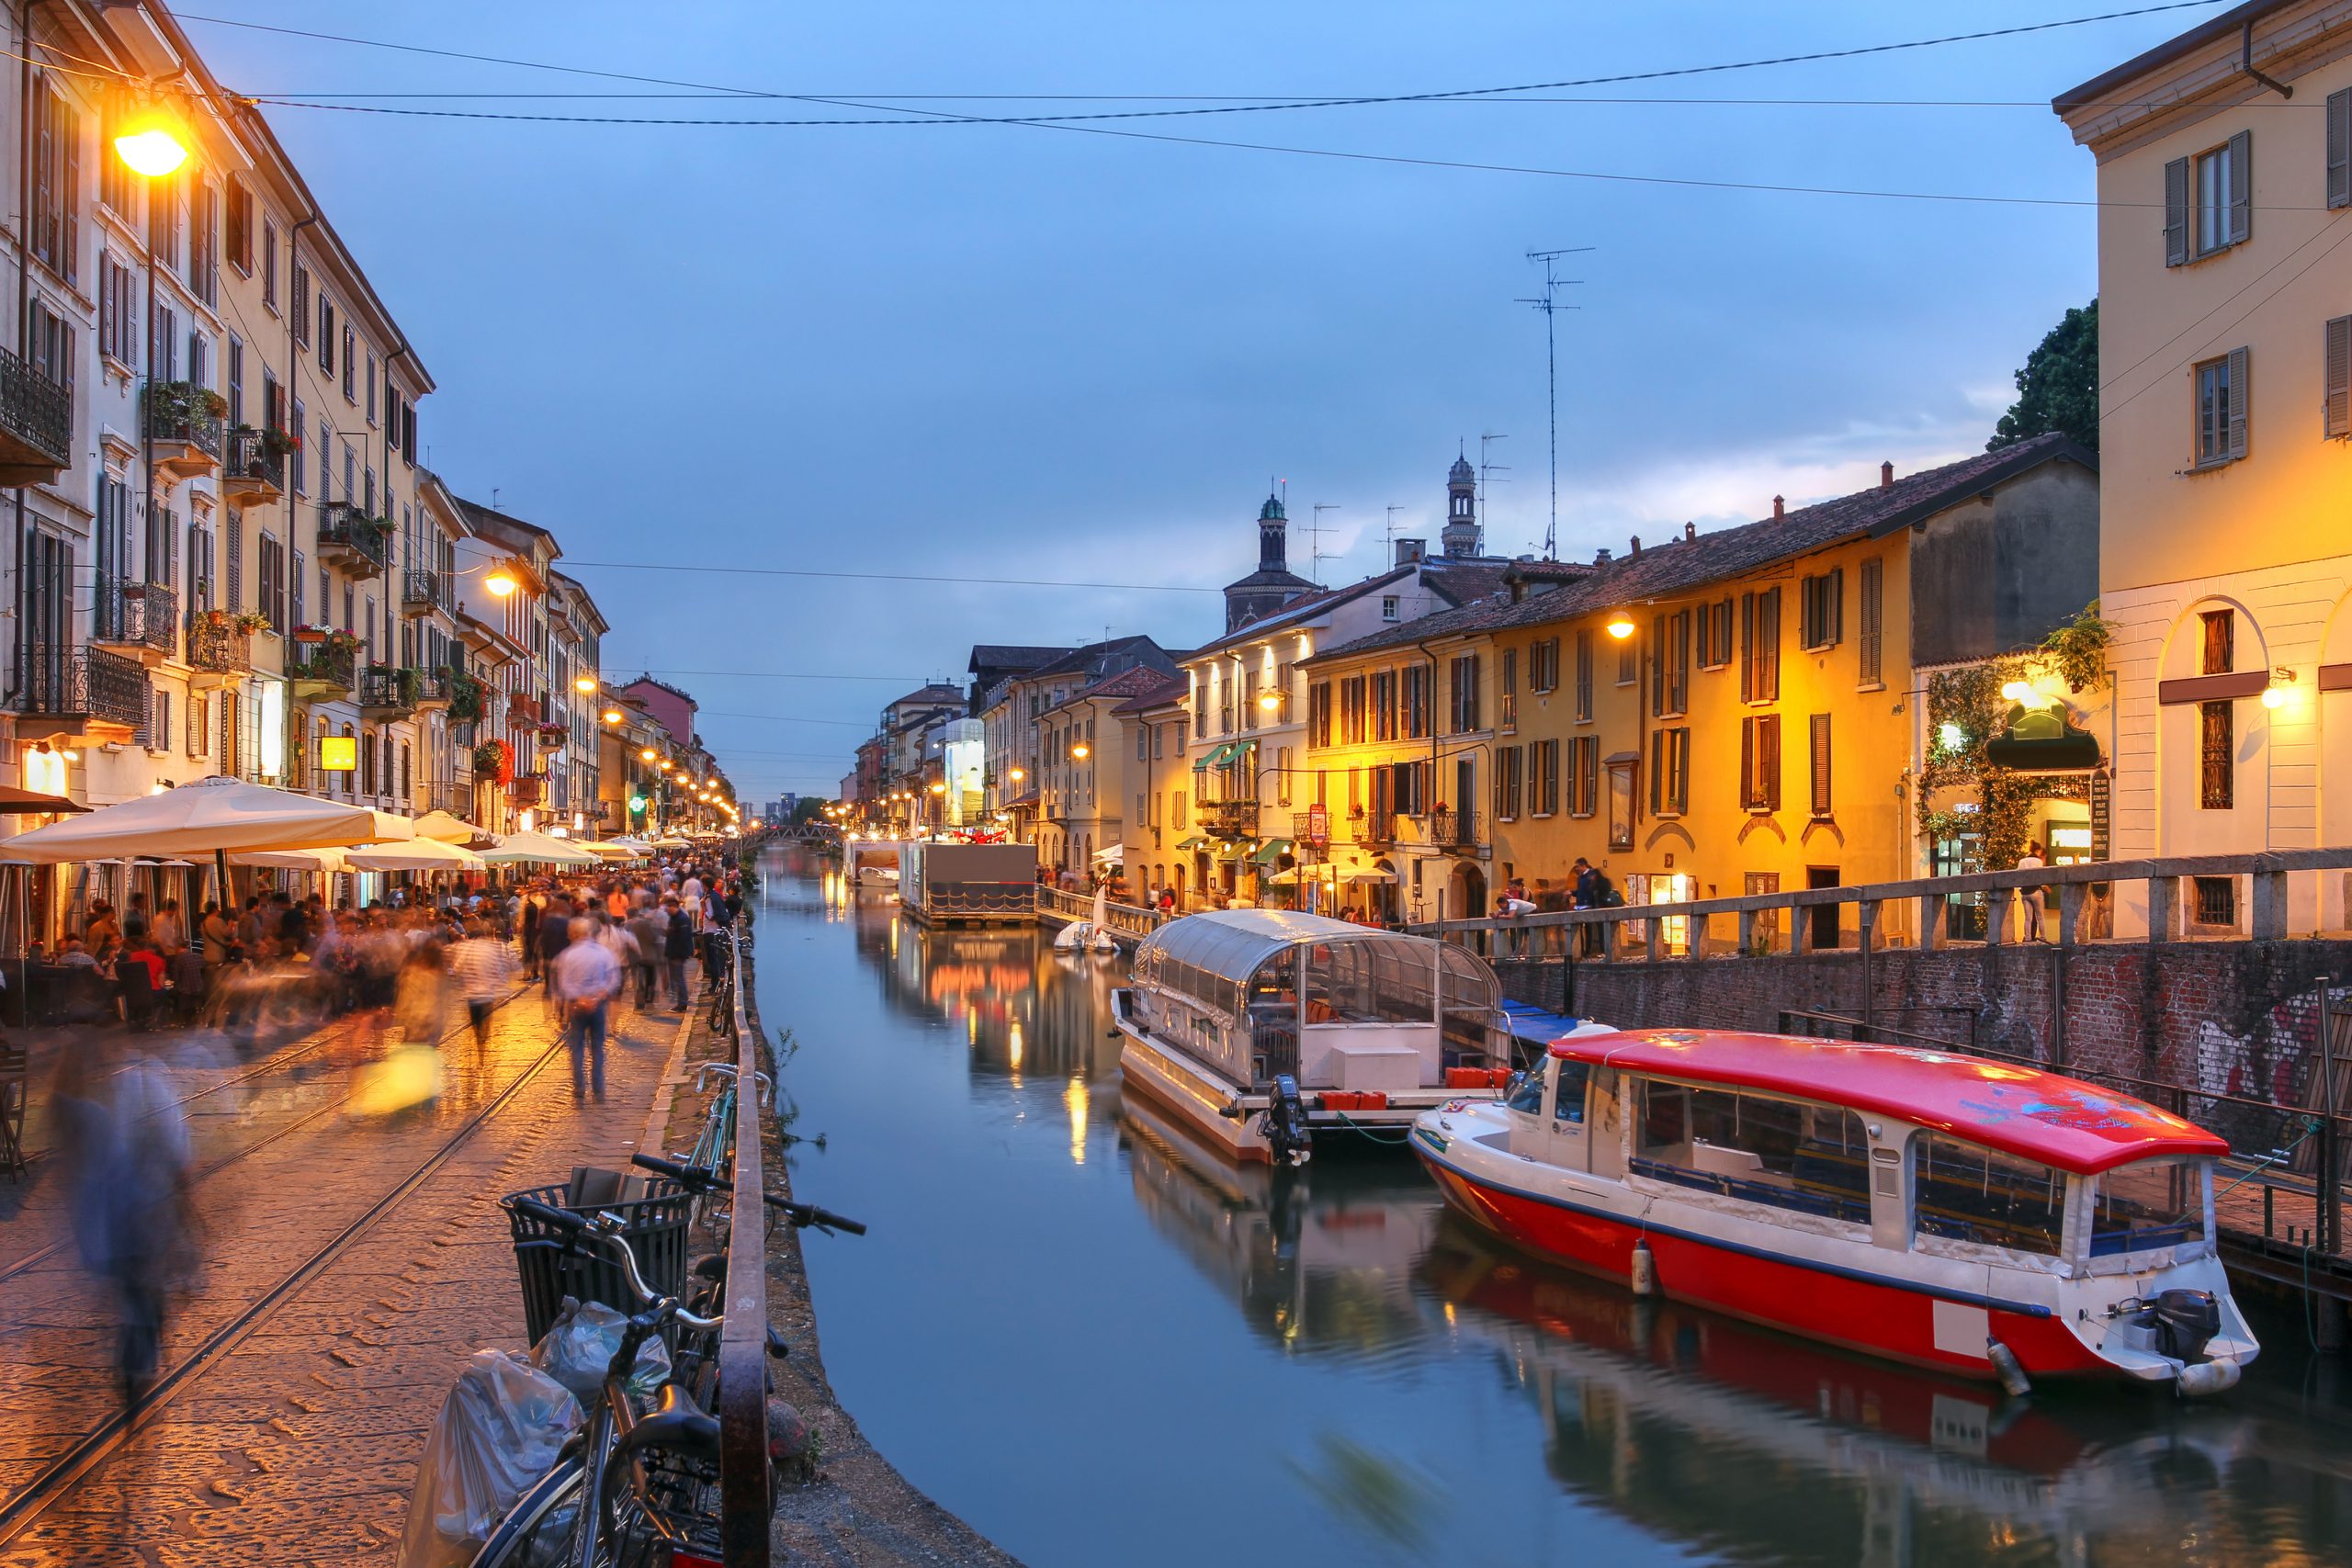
[1412, 1028, 2258, 1393]
[1113, 910, 1611, 1164]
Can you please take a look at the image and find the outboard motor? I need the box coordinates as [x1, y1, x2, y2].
[2149, 1289, 2222, 1363]
[1260, 1075, 1314, 1167]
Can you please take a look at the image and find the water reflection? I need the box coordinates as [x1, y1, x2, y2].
[771, 856, 2352, 1568]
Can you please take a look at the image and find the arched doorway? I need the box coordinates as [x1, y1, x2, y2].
[1449, 860, 1488, 931]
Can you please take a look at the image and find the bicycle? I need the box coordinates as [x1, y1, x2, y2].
[684, 1064, 770, 1192]
[474, 1158, 861, 1568]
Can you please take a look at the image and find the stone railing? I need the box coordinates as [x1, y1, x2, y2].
[1037, 884, 1164, 940]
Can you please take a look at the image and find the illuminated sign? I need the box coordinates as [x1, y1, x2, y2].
[318, 736, 358, 773]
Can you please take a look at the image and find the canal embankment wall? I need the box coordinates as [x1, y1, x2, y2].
[1496, 939, 2352, 1091]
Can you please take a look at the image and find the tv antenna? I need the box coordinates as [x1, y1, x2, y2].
[1306, 503, 1341, 586]
[1385, 505, 1406, 562]
[1519, 246, 1591, 561]
[1478, 432, 1510, 523]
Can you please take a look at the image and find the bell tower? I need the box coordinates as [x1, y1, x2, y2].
[1442, 452, 1481, 558]
[1223, 490, 1317, 633]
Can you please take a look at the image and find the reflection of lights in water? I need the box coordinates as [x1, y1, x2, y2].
[1009, 1020, 1024, 1075]
[967, 1010, 978, 1044]
[1065, 1076, 1088, 1166]
[1442, 1302, 1456, 1332]
[888, 919, 899, 959]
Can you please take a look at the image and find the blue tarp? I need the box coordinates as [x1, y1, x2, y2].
[1500, 999, 1587, 1045]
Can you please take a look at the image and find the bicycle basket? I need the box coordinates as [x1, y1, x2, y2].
[502, 1177, 693, 1346]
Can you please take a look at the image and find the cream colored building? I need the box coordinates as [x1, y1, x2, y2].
[2057, 0, 2352, 934]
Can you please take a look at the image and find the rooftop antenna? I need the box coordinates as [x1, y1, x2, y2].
[1385, 504, 1404, 561]
[1306, 503, 1341, 586]
[1519, 246, 1591, 561]
[1478, 432, 1510, 527]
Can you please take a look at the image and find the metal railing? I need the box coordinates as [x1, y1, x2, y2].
[316, 502, 390, 575]
[286, 638, 357, 694]
[143, 381, 224, 458]
[1037, 884, 1165, 938]
[224, 427, 287, 491]
[187, 612, 254, 675]
[91, 576, 177, 656]
[1424, 804, 1476, 849]
[401, 568, 445, 615]
[358, 664, 421, 713]
[508, 772, 545, 805]
[19, 645, 146, 726]
[0, 344, 70, 468]
[718, 917, 770, 1564]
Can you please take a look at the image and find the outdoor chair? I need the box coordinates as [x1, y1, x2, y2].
[118, 963, 160, 1032]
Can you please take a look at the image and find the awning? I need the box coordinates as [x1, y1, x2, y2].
[1192, 739, 1258, 770]
[1175, 835, 1210, 851]
[1984, 729, 2104, 772]
[0, 784, 86, 814]
[1092, 841, 1123, 862]
[1251, 838, 1293, 865]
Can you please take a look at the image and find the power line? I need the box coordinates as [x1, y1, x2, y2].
[558, 558, 1219, 593]
[635, 669, 933, 683]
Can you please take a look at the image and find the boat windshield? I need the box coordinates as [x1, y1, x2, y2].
[2089, 1156, 2211, 1256]
[1506, 1067, 1547, 1114]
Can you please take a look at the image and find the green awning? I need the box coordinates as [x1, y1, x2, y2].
[1252, 838, 1294, 865]
[1175, 835, 1210, 851]
[1191, 739, 1258, 771]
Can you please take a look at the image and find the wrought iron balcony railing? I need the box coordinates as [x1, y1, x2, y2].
[287, 637, 358, 695]
[401, 569, 446, 617]
[316, 502, 390, 576]
[187, 612, 254, 676]
[0, 343, 70, 479]
[358, 664, 422, 714]
[91, 577, 178, 657]
[143, 381, 225, 462]
[223, 427, 288, 497]
[20, 644, 146, 728]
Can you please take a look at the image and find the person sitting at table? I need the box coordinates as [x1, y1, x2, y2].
[91, 936, 121, 983]
[24, 940, 47, 966]
[55, 938, 96, 968]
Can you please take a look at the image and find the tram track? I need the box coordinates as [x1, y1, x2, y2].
[0, 992, 566, 1547]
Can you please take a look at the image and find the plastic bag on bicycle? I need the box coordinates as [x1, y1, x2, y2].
[396, 1349, 581, 1568]
[529, 1295, 673, 1403]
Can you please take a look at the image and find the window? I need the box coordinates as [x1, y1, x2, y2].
[226, 179, 253, 273]
[1648, 727, 1690, 817]
[2199, 699, 2233, 809]
[263, 218, 279, 308]
[2164, 132, 2251, 265]
[291, 550, 305, 627]
[1171, 789, 1186, 829]
[1494, 744, 1522, 821]
[98, 254, 136, 367]
[1740, 715, 1781, 811]
[1915, 1133, 2064, 1256]
[187, 683, 210, 757]
[1616, 635, 1636, 685]
[342, 324, 356, 399]
[259, 534, 286, 632]
[1391, 760, 1426, 815]
[319, 292, 335, 370]
[1570, 735, 1599, 817]
[366, 352, 379, 423]
[1498, 649, 1517, 731]
[1740, 588, 1781, 703]
[1339, 676, 1367, 745]
[29, 83, 81, 286]
[2193, 349, 2248, 467]
[1702, 598, 1734, 669]
[2333, 88, 2352, 210]
[191, 180, 218, 307]
[1530, 739, 1560, 816]
[293, 263, 311, 344]
[1531, 637, 1560, 693]
[1809, 713, 1833, 818]
[1448, 653, 1481, 733]
[1308, 681, 1331, 748]
[1572, 630, 1592, 720]
[1401, 664, 1431, 739]
[2327, 315, 2351, 441]
[1371, 670, 1397, 741]
[2193, 874, 2236, 926]
[227, 337, 244, 428]
[1634, 1080, 1873, 1228]
[2090, 1156, 2210, 1258]
[99, 98, 136, 219]
[26, 299, 74, 405]
[1381, 595, 1400, 622]
[1799, 569, 1844, 650]
[2199, 608, 2233, 674]
[291, 397, 307, 493]
[1857, 558, 1883, 685]
[1651, 610, 1690, 716]
[402, 404, 418, 466]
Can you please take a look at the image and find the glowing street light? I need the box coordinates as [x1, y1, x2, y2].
[484, 565, 519, 597]
[1071, 742, 1091, 761]
[1009, 767, 1026, 783]
[1605, 615, 1636, 640]
[1257, 691, 1281, 711]
[640, 747, 658, 761]
[113, 116, 188, 178]
[602, 707, 623, 724]
[574, 675, 597, 694]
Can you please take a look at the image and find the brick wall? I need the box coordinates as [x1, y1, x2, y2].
[1503, 942, 2352, 1100]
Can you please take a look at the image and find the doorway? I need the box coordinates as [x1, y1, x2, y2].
[1807, 867, 1841, 950]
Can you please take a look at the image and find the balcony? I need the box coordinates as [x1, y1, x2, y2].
[358, 663, 421, 716]
[221, 427, 288, 503]
[18, 645, 146, 740]
[0, 344, 70, 485]
[400, 569, 447, 619]
[1201, 797, 1259, 834]
[144, 382, 225, 479]
[187, 610, 256, 688]
[315, 502, 390, 579]
[1357, 810, 1396, 847]
[534, 720, 568, 752]
[1421, 805, 1479, 852]
[413, 666, 454, 714]
[509, 771, 546, 806]
[90, 578, 178, 667]
[286, 636, 358, 701]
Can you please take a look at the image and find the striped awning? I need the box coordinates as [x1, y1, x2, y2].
[1192, 739, 1257, 771]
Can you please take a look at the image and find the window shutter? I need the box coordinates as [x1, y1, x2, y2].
[2332, 89, 2352, 210]
[2226, 345, 2250, 459]
[1740, 718, 1755, 809]
[1811, 713, 1832, 818]
[1829, 568, 1844, 645]
[1739, 592, 1754, 703]
[59, 94, 78, 287]
[1761, 716, 1781, 812]
[2327, 316, 2351, 440]
[2164, 155, 2189, 265]
[2227, 130, 2253, 246]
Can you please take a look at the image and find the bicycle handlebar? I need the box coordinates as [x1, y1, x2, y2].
[506, 1194, 722, 1332]
[629, 1154, 866, 1235]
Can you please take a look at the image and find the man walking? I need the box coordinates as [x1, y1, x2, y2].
[538, 895, 575, 992]
[662, 895, 695, 1010]
[447, 919, 518, 1051]
[548, 917, 620, 1101]
[627, 901, 666, 1008]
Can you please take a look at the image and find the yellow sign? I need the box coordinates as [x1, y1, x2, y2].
[318, 736, 358, 773]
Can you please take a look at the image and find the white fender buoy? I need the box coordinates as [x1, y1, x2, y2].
[2176, 1359, 2242, 1398]
[1630, 1238, 1657, 1298]
[1987, 1338, 2031, 1398]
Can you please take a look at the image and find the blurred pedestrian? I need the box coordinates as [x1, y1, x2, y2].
[448, 919, 517, 1051]
[548, 917, 620, 1102]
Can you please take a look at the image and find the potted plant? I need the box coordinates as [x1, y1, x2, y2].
[232, 610, 272, 636]
[262, 425, 299, 458]
[292, 623, 327, 644]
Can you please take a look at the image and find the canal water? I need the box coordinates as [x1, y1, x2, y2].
[750, 846, 2352, 1568]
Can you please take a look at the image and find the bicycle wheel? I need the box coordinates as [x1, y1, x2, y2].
[467, 1456, 590, 1568]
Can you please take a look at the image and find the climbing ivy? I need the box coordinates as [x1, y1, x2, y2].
[2040, 602, 2115, 694]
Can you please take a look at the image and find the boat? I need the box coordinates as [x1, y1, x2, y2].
[1112, 909, 1610, 1164]
[843, 838, 902, 885]
[1411, 1028, 2258, 1393]
[1053, 886, 1119, 954]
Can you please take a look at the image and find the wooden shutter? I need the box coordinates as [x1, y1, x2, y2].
[2331, 89, 2352, 210]
[1740, 718, 1756, 809]
[2326, 316, 2351, 440]
[1810, 713, 1832, 818]
[1649, 615, 1665, 714]
[1859, 558, 1883, 683]
[1829, 568, 1844, 645]
[2227, 130, 2253, 246]
[1648, 730, 1662, 815]
[1739, 592, 1755, 702]
[31, 86, 52, 269]
[2226, 345, 2250, 460]
[59, 93, 78, 287]
[2164, 155, 2189, 265]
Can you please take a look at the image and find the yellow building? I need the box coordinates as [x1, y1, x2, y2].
[1303, 438, 2098, 945]
[2055, 2, 2352, 934]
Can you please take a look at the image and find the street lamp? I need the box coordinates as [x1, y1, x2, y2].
[1009, 767, 1026, 783]
[483, 563, 520, 597]
[1257, 691, 1281, 712]
[602, 707, 623, 724]
[574, 675, 597, 694]
[1071, 742, 1091, 761]
[1605, 615, 1636, 640]
[114, 120, 188, 177]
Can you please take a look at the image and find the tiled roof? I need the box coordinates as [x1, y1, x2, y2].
[1079, 665, 1180, 703]
[1188, 567, 1414, 658]
[1108, 671, 1188, 715]
[1310, 434, 2093, 664]
[1421, 558, 1517, 606]
[967, 644, 1067, 673]
[888, 682, 966, 708]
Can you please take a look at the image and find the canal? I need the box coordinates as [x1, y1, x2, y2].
[749, 846, 2352, 1567]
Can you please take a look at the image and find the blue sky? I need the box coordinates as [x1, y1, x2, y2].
[189, 2, 2215, 802]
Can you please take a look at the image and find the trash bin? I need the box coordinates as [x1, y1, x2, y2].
[501, 1174, 692, 1346]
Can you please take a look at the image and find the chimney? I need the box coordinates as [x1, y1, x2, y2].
[1394, 537, 1426, 567]
[1682, 521, 1696, 542]
[1594, 547, 1611, 566]
[1881, 461, 1894, 489]
[1772, 494, 1785, 521]
[1629, 535, 1642, 559]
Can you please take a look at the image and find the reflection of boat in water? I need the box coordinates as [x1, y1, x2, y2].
[1420, 1227, 2294, 1563]
[1416, 1029, 2257, 1391]
[1120, 1092, 1442, 1358]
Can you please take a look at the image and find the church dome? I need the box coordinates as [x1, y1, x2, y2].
[1260, 493, 1286, 522]
[1449, 455, 1475, 482]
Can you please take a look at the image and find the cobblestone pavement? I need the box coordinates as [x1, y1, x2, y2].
[0, 981, 704, 1567]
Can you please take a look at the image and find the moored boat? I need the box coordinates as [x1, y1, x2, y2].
[1113, 909, 1612, 1164]
[1412, 1028, 2258, 1393]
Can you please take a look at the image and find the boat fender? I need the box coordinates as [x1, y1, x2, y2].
[2175, 1359, 2242, 1399]
[1630, 1239, 1657, 1298]
[1986, 1339, 2031, 1398]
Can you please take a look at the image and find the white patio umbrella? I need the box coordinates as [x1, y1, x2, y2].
[650, 835, 692, 851]
[410, 809, 484, 845]
[344, 838, 486, 873]
[231, 846, 351, 874]
[480, 831, 600, 867]
[576, 840, 643, 862]
[2, 777, 389, 863]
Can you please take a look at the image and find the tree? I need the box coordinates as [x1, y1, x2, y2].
[1988, 299, 2098, 452]
[791, 797, 827, 826]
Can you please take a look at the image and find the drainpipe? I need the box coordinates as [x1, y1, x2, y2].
[288, 214, 319, 795]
